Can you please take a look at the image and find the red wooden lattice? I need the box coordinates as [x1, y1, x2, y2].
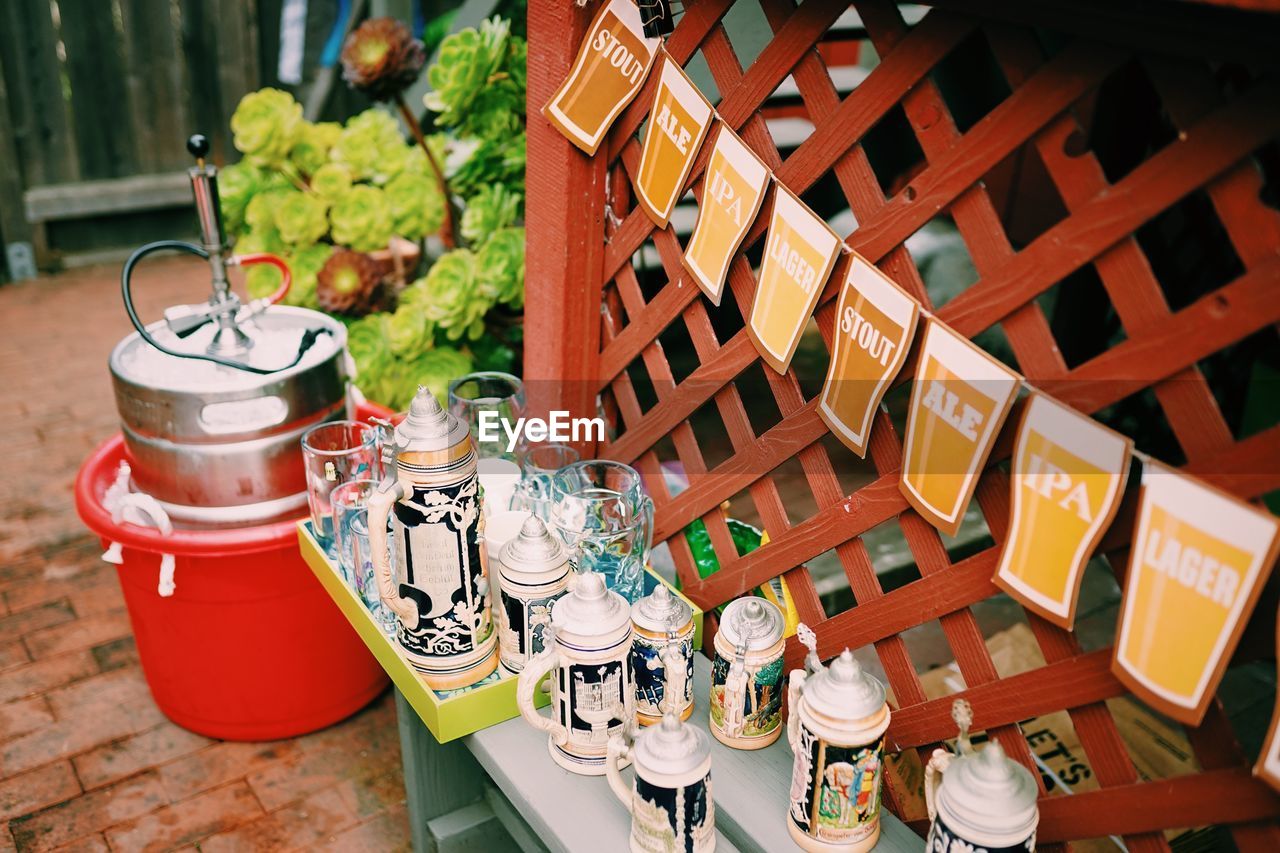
[525, 0, 1280, 846]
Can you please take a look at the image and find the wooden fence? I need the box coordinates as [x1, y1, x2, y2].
[525, 0, 1280, 848]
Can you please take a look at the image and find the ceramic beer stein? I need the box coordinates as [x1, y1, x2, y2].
[517, 570, 636, 775]
[607, 713, 715, 853]
[496, 515, 572, 673]
[368, 387, 499, 689]
[631, 584, 695, 726]
[709, 597, 785, 749]
[926, 699, 1039, 853]
[787, 625, 891, 852]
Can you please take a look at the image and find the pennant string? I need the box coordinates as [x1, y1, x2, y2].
[635, 45, 1167, 471]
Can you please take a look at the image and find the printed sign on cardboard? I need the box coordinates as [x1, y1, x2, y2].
[1113, 462, 1280, 725]
[817, 254, 919, 458]
[900, 320, 1021, 537]
[543, 0, 660, 156]
[993, 394, 1132, 629]
[634, 57, 715, 228]
[682, 124, 770, 305]
[747, 188, 841, 375]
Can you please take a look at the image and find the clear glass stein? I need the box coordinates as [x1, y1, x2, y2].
[550, 460, 654, 603]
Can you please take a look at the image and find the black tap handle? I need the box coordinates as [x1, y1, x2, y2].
[187, 133, 210, 160]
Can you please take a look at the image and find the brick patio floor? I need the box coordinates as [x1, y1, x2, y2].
[0, 258, 411, 852]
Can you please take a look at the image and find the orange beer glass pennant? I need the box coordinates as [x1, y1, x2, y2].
[817, 253, 919, 458]
[1113, 463, 1280, 725]
[543, 0, 660, 156]
[682, 124, 770, 305]
[1255, 615, 1280, 793]
[634, 57, 714, 228]
[993, 394, 1132, 629]
[747, 188, 841, 375]
[900, 320, 1020, 537]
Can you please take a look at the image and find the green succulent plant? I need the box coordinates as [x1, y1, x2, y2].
[290, 121, 342, 175]
[274, 191, 329, 246]
[231, 88, 304, 166]
[385, 171, 443, 241]
[417, 250, 491, 341]
[220, 16, 526, 409]
[424, 18, 512, 130]
[460, 184, 522, 246]
[329, 185, 394, 252]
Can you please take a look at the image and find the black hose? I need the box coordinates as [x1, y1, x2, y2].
[121, 240, 330, 375]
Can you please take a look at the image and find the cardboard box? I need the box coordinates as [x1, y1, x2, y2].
[297, 521, 704, 742]
[887, 623, 1201, 850]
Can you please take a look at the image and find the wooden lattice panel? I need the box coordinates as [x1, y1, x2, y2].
[526, 0, 1280, 847]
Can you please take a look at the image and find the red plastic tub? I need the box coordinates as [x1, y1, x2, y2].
[75, 430, 389, 741]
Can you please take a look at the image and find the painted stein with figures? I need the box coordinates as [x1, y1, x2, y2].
[708, 597, 786, 749]
[496, 515, 572, 673]
[368, 387, 498, 689]
[607, 713, 715, 853]
[787, 625, 890, 852]
[631, 583, 695, 725]
[926, 699, 1039, 853]
[517, 570, 636, 775]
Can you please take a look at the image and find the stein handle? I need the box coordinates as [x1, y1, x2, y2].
[638, 494, 655, 559]
[606, 735, 633, 812]
[369, 481, 418, 630]
[786, 669, 806, 751]
[659, 641, 681, 715]
[924, 748, 954, 822]
[517, 639, 568, 745]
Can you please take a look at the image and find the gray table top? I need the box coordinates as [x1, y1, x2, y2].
[464, 655, 924, 853]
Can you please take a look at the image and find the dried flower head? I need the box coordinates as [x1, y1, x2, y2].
[317, 249, 381, 315]
[341, 17, 426, 103]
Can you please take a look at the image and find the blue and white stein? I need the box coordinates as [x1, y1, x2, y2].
[368, 387, 498, 690]
[631, 583, 695, 726]
[925, 699, 1039, 853]
[607, 713, 716, 853]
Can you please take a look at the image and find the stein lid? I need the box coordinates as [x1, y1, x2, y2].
[803, 650, 888, 724]
[552, 570, 630, 636]
[633, 713, 710, 777]
[500, 516, 569, 578]
[631, 583, 692, 633]
[937, 741, 1039, 841]
[718, 598, 784, 652]
[394, 387, 470, 453]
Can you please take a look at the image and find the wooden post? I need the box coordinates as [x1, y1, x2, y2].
[524, 0, 607, 440]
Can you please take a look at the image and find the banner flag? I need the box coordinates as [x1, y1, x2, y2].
[993, 394, 1132, 629]
[817, 253, 919, 458]
[1112, 462, 1280, 725]
[543, 0, 660, 156]
[634, 57, 715, 228]
[747, 187, 841, 375]
[900, 319, 1021, 537]
[682, 124, 770, 305]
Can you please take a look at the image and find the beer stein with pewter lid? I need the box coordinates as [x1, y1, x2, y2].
[368, 387, 498, 689]
[631, 583, 695, 726]
[517, 570, 635, 775]
[496, 515, 571, 673]
[607, 713, 715, 853]
[926, 699, 1039, 853]
[709, 597, 785, 749]
[787, 625, 891, 852]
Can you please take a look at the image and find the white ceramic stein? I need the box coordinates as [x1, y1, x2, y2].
[787, 625, 891, 852]
[926, 699, 1039, 853]
[516, 570, 635, 775]
[607, 713, 716, 853]
[631, 584, 695, 726]
[495, 515, 571, 673]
